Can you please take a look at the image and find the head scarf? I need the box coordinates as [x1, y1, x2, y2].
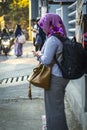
[15, 24, 22, 37]
[38, 13, 67, 37]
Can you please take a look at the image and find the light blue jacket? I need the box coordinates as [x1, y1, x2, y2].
[38, 35, 63, 77]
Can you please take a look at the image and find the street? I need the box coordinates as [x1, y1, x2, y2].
[0, 41, 82, 130]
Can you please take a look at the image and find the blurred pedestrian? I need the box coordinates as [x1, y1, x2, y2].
[0, 29, 2, 54]
[82, 32, 87, 74]
[32, 20, 38, 47]
[1, 28, 9, 39]
[0, 28, 10, 54]
[38, 25, 46, 50]
[34, 18, 46, 51]
[32, 13, 69, 130]
[14, 24, 24, 57]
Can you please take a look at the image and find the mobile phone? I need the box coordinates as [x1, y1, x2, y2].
[32, 50, 35, 52]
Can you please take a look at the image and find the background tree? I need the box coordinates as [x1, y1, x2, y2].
[8, 0, 29, 30]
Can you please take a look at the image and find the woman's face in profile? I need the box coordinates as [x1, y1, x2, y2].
[43, 29, 47, 35]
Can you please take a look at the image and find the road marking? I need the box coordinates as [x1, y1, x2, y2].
[0, 75, 29, 85]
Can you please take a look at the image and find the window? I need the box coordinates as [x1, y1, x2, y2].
[56, 7, 63, 20]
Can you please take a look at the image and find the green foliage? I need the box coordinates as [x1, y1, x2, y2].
[18, 0, 29, 8]
[0, 0, 13, 16]
[8, 0, 29, 29]
[1, 0, 29, 30]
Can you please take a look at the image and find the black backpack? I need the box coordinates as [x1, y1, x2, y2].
[54, 34, 85, 79]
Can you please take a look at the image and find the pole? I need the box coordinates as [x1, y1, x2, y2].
[29, 0, 32, 41]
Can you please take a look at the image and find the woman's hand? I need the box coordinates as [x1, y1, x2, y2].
[32, 51, 39, 57]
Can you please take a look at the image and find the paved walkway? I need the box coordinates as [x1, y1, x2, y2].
[0, 41, 82, 130]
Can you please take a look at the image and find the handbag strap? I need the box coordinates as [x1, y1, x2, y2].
[28, 82, 32, 99]
[53, 33, 66, 42]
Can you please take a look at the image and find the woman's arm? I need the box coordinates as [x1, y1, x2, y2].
[32, 36, 59, 65]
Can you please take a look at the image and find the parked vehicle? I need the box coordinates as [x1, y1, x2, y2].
[1, 36, 11, 55]
[9, 30, 15, 47]
[9, 33, 15, 47]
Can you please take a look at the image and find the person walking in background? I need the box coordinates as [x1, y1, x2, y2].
[38, 26, 46, 50]
[1, 28, 9, 39]
[0, 28, 10, 55]
[35, 24, 46, 51]
[32, 13, 69, 130]
[14, 24, 23, 57]
[34, 18, 46, 51]
[32, 20, 38, 47]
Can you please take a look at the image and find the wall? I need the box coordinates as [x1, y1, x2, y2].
[66, 1, 87, 130]
[66, 74, 87, 130]
[48, 4, 59, 13]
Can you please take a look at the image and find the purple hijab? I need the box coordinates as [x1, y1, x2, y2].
[38, 13, 67, 37]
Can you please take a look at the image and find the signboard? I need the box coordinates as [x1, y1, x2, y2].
[53, 0, 75, 2]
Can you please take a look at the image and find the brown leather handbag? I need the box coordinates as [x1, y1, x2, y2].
[28, 63, 52, 99]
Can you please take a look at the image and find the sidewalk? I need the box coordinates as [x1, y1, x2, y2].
[0, 99, 44, 130]
[0, 41, 82, 130]
[0, 95, 82, 130]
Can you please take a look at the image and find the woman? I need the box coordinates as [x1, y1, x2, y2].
[32, 13, 69, 130]
[14, 24, 23, 57]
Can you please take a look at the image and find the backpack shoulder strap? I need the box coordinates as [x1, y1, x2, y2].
[52, 33, 66, 42]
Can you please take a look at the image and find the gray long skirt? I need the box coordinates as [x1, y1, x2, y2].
[44, 74, 69, 130]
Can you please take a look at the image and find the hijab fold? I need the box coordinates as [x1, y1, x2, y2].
[38, 13, 67, 37]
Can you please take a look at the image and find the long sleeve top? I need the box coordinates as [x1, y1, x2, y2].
[38, 35, 63, 77]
